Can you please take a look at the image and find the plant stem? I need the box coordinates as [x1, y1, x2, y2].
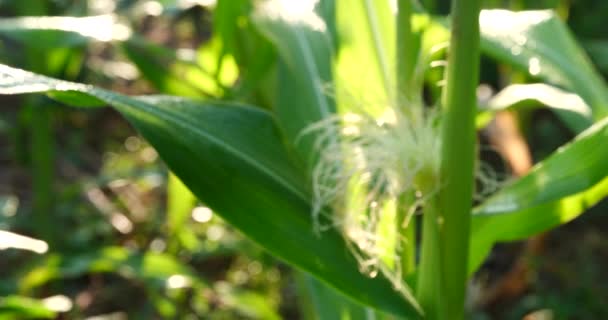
[398, 193, 416, 277]
[396, 0, 418, 278]
[417, 198, 442, 320]
[417, 0, 480, 317]
[422, 0, 436, 13]
[438, 0, 481, 319]
[396, 0, 417, 102]
[28, 99, 55, 246]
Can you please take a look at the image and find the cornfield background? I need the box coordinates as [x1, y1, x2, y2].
[1, 0, 608, 319]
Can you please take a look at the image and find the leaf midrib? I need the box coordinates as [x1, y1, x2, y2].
[93, 90, 311, 204]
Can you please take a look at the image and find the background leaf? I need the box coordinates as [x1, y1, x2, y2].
[297, 273, 369, 320]
[19, 246, 206, 292]
[253, 5, 336, 169]
[479, 9, 608, 121]
[469, 117, 608, 273]
[0, 15, 130, 47]
[585, 40, 608, 74]
[121, 37, 216, 98]
[0, 296, 56, 320]
[478, 83, 593, 131]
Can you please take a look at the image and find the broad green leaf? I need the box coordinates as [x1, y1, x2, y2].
[253, 4, 336, 168]
[298, 273, 374, 320]
[0, 64, 422, 317]
[475, 117, 608, 216]
[480, 10, 608, 120]
[469, 117, 608, 274]
[122, 35, 236, 252]
[477, 83, 593, 131]
[469, 176, 608, 275]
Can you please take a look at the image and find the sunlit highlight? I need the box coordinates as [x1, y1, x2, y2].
[257, 0, 326, 32]
[167, 274, 192, 289]
[42, 295, 73, 312]
[0, 230, 49, 254]
[0, 15, 131, 42]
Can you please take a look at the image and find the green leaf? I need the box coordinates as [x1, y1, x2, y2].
[121, 37, 226, 98]
[253, 5, 336, 168]
[0, 64, 422, 317]
[0, 15, 236, 98]
[216, 285, 282, 320]
[166, 173, 198, 251]
[19, 246, 205, 291]
[20, 247, 208, 318]
[469, 117, 608, 274]
[0, 296, 55, 320]
[213, 0, 277, 106]
[477, 83, 593, 131]
[213, 0, 253, 56]
[479, 10, 608, 120]
[585, 40, 608, 74]
[475, 117, 608, 216]
[297, 273, 370, 320]
[335, 0, 397, 115]
[470, 176, 608, 275]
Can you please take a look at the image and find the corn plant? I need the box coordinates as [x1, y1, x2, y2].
[1, 0, 608, 318]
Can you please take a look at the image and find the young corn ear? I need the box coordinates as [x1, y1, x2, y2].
[303, 97, 503, 289]
[302, 101, 441, 287]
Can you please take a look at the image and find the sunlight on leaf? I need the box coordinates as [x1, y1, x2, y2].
[477, 83, 593, 131]
[0, 15, 131, 42]
[257, 0, 326, 31]
[480, 10, 608, 120]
